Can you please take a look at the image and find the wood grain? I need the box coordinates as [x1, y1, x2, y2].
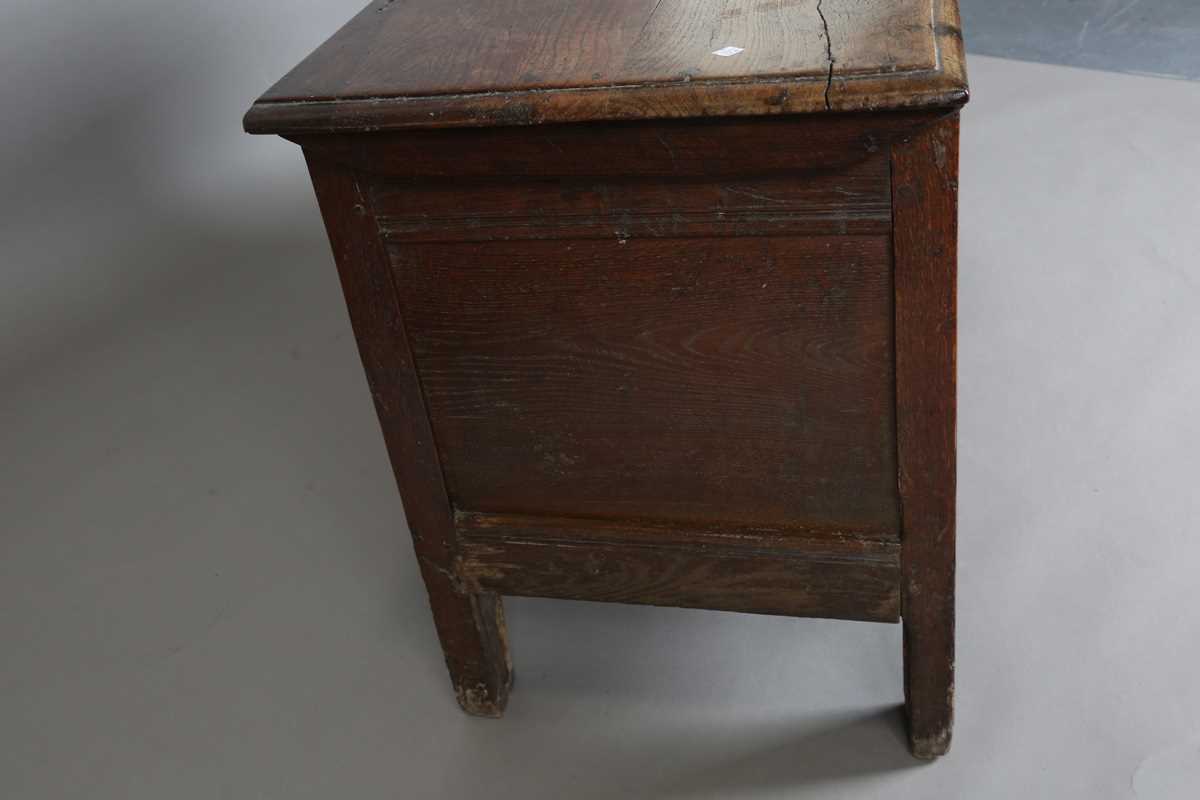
[292, 113, 928, 180]
[304, 153, 513, 717]
[457, 513, 902, 622]
[392, 234, 900, 534]
[244, 0, 967, 133]
[893, 112, 959, 759]
[457, 510, 904, 555]
[370, 150, 891, 242]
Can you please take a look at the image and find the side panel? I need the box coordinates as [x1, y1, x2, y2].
[300, 112, 949, 623]
[392, 235, 899, 533]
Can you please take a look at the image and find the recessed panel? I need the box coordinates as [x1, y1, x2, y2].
[391, 235, 900, 537]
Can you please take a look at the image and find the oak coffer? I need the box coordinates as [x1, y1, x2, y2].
[245, 0, 968, 760]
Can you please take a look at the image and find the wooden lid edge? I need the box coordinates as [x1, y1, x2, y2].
[244, 73, 966, 136]
[245, 0, 968, 136]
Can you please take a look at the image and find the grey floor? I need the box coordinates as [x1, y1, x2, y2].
[962, 0, 1200, 79]
[4, 5, 1200, 798]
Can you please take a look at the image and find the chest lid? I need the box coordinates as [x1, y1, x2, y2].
[245, 0, 966, 135]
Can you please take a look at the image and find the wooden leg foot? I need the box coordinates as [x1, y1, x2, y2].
[449, 593, 512, 718]
[421, 564, 513, 717]
[902, 601, 954, 760]
[908, 724, 952, 761]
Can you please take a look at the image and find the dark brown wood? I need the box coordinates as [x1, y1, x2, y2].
[369, 156, 892, 242]
[304, 154, 512, 717]
[892, 114, 959, 759]
[250, 0, 966, 762]
[291, 113, 944, 180]
[457, 511, 901, 555]
[457, 512, 901, 622]
[244, 0, 967, 134]
[394, 233, 899, 533]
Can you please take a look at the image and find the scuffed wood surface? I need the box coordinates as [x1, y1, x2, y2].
[456, 511, 905, 553]
[892, 113, 959, 759]
[245, 0, 967, 133]
[457, 514, 902, 622]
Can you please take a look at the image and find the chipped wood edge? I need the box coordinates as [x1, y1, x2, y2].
[455, 593, 513, 717]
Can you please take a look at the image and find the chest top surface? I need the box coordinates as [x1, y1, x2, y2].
[245, 0, 966, 135]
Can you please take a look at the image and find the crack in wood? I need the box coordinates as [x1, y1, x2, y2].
[816, 0, 836, 111]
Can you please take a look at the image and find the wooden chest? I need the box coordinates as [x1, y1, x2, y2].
[246, 0, 968, 759]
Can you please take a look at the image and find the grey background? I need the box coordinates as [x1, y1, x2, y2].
[3, 3, 1200, 798]
[961, 0, 1200, 79]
